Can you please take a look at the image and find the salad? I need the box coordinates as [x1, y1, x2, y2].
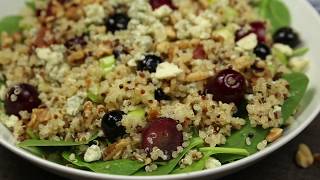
[0, 0, 309, 176]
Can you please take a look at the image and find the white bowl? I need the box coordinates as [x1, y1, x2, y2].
[1, 0, 320, 179]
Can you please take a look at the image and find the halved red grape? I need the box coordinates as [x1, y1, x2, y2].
[142, 117, 182, 157]
[236, 21, 266, 43]
[150, 0, 175, 10]
[250, 21, 266, 43]
[4, 83, 41, 116]
[205, 69, 246, 104]
[193, 44, 207, 59]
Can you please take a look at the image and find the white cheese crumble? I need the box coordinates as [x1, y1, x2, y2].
[236, 33, 258, 50]
[205, 157, 222, 169]
[154, 62, 183, 79]
[65, 94, 85, 116]
[36, 46, 64, 63]
[289, 57, 309, 72]
[84, 145, 102, 162]
[35, 45, 69, 82]
[189, 15, 212, 39]
[257, 140, 268, 150]
[84, 4, 105, 24]
[273, 43, 293, 56]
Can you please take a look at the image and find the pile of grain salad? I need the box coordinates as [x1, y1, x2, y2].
[0, 0, 310, 175]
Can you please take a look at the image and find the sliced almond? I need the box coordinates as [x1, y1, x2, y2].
[266, 127, 283, 142]
[295, 143, 314, 168]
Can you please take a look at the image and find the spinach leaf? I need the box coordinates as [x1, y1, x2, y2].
[219, 121, 268, 163]
[259, 0, 291, 31]
[18, 132, 99, 147]
[62, 152, 145, 175]
[22, 146, 68, 165]
[172, 147, 249, 174]
[26, 0, 36, 11]
[0, 16, 22, 35]
[21, 146, 47, 158]
[134, 137, 204, 176]
[282, 73, 309, 122]
[291, 47, 309, 57]
[172, 157, 208, 174]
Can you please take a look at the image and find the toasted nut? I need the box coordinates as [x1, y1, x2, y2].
[185, 72, 212, 82]
[28, 108, 51, 128]
[314, 153, 320, 163]
[266, 128, 283, 142]
[165, 26, 176, 40]
[67, 50, 86, 65]
[296, 143, 314, 168]
[103, 138, 130, 160]
[156, 41, 171, 54]
[199, 0, 209, 8]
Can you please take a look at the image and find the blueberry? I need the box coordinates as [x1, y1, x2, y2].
[137, 55, 163, 73]
[254, 43, 270, 60]
[154, 88, 171, 101]
[273, 27, 300, 48]
[105, 13, 130, 33]
[101, 110, 126, 142]
[205, 69, 247, 104]
[4, 83, 41, 116]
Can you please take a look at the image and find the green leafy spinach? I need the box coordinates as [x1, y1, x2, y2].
[282, 72, 309, 123]
[18, 132, 99, 147]
[134, 137, 204, 176]
[258, 0, 291, 31]
[62, 152, 145, 175]
[172, 147, 249, 174]
[0, 16, 22, 36]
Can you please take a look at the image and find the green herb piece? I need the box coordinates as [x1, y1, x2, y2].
[100, 55, 116, 75]
[26, 128, 39, 139]
[282, 73, 309, 123]
[87, 85, 103, 103]
[291, 47, 309, 57]
[127, 108, 145, 120]
[18, 132, 99, 147]
[134, 137, 204, 176]
[273, 48, 289, 65]
[199, 147, 249, 156]
[259, 0, 291, 31]
[0, 16, 22, 36]
[172, 147, 249, 174]
[218, 121, 268, 163]
[62, 152, 144, 175]
[223, 7, 238, 22]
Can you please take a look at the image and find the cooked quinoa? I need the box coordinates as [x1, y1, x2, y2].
[0, 0, 309, 175]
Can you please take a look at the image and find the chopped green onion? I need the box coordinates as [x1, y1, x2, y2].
[127, 108, 145, 120]
[87, 85, 103, 103]
[99, 55, 116, 75]
[224, 7, 238, 22]
[272, 48, 288, 65]
[291, 47, 309, 57]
